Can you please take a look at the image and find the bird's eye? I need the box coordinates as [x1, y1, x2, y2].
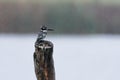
[41, 26, 47, 30]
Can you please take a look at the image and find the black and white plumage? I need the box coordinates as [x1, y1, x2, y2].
[37, 25, 53, 40]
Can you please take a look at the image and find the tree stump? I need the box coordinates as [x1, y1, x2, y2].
[33, 40, 55, 80]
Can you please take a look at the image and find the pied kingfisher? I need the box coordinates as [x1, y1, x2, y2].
[37, 25, 53, 40]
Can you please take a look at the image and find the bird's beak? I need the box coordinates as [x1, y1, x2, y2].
[47, 28, 54, 31]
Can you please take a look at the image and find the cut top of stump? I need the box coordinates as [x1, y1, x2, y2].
[35, 40, 53, 50]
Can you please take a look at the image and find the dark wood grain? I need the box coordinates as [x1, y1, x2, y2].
[34, 40, 55, 80]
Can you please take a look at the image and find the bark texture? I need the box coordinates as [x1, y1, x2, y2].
[34, 40, 55, 80]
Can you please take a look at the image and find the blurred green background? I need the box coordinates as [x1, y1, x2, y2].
[0, 0, 120, 34]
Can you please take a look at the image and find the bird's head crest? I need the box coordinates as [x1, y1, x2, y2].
[40, 25, 54, 31]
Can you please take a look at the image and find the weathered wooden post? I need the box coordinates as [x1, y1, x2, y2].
[33, 25, 55, 80]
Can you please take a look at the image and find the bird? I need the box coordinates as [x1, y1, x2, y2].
[37, 25, 54, 40]
[35, 25, 54, 49]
